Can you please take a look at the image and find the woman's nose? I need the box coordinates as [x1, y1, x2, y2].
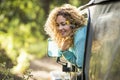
[58, 25, 63, 30]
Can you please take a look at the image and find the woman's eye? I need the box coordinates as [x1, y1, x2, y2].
[56, 23, 59, 26]
[56, 22, 67, 27]
[61, 23, 66, 26]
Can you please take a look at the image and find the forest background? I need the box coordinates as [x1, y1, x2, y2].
[0, 0, 89, 79]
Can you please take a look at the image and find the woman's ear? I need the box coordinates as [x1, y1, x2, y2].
[70, 24, 75, 29]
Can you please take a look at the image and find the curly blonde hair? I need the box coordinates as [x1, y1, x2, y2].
[44, 4, 86, 49]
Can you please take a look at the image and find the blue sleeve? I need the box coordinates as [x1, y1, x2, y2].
[75, 26, 87, 68]
[75, 35, 86, 68]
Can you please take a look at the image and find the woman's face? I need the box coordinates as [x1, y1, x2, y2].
[56, 15, 72, 37]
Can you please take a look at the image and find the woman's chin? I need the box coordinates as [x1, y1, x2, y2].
[61, 35, 69, 38]
[61, 33, 70, 38]
[61, 35, 66, 38]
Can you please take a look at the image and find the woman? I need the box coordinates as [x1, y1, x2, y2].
[44, 4, 87, 68]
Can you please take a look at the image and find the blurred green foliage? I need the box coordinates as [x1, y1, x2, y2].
[0, 0, 89, 75]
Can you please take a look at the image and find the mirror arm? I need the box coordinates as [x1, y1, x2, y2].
[56, 57, 66, 65]
[56, 57, 60, 63]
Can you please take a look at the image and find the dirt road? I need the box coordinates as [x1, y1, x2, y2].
[29, 56, 62, 80]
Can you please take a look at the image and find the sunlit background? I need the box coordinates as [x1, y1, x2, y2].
[0, 0, 89, 80]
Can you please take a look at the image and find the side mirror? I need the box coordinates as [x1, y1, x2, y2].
[47, 39, 61, 57]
